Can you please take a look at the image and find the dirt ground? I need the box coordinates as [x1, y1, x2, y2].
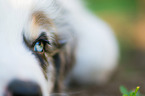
[67, 50, 145, 96]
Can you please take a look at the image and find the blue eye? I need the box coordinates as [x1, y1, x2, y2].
[34, 41, 44, 52]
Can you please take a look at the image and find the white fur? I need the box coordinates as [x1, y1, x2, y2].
[0, 0, 54, 96]
[59, 0, 119, 84]
[0, 0, 119, 95]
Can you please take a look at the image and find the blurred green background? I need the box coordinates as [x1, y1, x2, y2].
[85, 0, 145, 61]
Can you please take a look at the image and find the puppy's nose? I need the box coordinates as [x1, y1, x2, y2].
[7, 79, 42, 96]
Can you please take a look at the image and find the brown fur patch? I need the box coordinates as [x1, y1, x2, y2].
[30, 11, 54, 40]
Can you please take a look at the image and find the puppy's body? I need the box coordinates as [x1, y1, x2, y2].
[59, 0, 119, 85]
[0, 0, 119, 96]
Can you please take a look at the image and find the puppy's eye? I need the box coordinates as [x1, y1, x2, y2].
[34, 41, 44, 52]
[33, 32, 50, 53]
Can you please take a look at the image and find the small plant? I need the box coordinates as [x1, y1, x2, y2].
[120, 86, 141, 96]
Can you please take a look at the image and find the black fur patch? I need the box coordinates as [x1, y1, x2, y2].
[53, 53, 61, 75]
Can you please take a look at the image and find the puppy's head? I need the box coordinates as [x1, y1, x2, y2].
[0, 0, 65, 96]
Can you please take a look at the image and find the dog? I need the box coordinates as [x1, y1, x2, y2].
[0, 0, 119, 96]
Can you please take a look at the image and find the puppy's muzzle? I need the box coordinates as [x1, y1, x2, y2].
[5, 79, 42, 96]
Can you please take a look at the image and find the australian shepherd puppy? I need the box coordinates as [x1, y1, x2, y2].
[0, 0, 119, 96]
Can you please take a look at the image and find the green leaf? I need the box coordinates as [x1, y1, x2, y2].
[120, 86, 129, 95]
[130, 92, 135, 96]
[135, 86, 140, 95]
[123, 94, 128, 96]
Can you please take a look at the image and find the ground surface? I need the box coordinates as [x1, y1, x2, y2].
[68, 50, 145, 96]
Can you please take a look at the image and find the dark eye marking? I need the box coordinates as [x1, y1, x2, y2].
[32, 32, 50, 46]
[23, 32, 50, 79]
[53, 53, 61, 75]
[23, 32, 49, 48]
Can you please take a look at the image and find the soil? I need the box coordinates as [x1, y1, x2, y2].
[67, 50, 145, 96]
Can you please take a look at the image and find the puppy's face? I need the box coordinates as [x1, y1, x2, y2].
[0, 0, 61, 96]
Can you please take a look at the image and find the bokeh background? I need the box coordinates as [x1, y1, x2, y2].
[69, 0, 145, 95]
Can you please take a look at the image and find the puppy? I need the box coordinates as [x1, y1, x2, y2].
[0, 0, 119, 96]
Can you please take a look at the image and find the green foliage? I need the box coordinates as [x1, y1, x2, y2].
[84, 0, 137, 13]
[120, 86, 142, 96]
